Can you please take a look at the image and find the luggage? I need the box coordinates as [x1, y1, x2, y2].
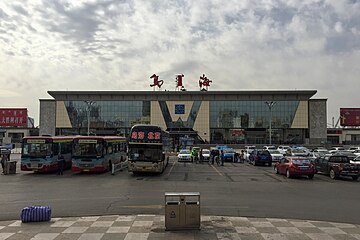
[20, 206, 52, 223]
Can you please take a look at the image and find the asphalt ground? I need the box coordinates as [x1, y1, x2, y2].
[1, 154, 359, 224]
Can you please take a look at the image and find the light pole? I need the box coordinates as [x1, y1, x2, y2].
[84, 101, 95, 136]
[265, 101, 276, 145]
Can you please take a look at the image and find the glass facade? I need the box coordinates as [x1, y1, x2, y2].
[210, 101, 299, 129]
[57, 100, 307, 144]
[60, 101, 150, 136]
[209, 101, 305, 144]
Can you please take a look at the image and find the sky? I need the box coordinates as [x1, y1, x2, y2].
[0, 0, 359, 127]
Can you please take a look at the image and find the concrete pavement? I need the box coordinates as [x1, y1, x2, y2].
[1, 214, 360, 240]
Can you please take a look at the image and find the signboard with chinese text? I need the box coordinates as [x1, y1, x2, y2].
[129, 125, 163, 144]
[340, 108, 360, 126]
[0, 108, 27, 127]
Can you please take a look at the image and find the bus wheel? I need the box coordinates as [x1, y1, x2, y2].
[108, 161, 113, 172]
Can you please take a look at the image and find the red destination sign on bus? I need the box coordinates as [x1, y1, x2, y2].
[131, 131, 161, 140]
[340, 108, 360, 126]
[0, 108, 28, 127]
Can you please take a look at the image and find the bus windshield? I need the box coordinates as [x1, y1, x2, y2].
[128, 144, 163, 162]
[73, 143, 103, 158]
[22, 143, 52, 158]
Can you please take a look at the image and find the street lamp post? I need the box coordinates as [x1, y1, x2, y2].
[265, 101, 276, 145]
[84, 101, 95, 136]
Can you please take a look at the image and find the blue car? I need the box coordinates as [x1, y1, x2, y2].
[248, 149, 272, 166]
[222, 148, 235, 162]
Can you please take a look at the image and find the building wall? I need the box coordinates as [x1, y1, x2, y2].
[309, 99, 327, 144]
[39, 99, 56, 136]
[56, 101, 72, 128]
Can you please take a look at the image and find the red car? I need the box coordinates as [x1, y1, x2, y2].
[274, 157, 315, 179]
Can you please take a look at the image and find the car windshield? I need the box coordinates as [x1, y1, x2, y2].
[202, 150, 210, 154]
[180, 150, 190, 154]
[292, 159, 311, 164]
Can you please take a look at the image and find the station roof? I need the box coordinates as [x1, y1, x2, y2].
[47, 90, 317, 101]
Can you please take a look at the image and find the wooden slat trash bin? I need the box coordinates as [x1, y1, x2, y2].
[165, 192, 200, 230]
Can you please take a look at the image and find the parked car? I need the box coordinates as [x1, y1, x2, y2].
[277, 145, 290, 154]
[222, 148, 235, 161]
[248, 149, 272, 166]
[244, 145, 256, 160]
[353, 149, 360, 156]
[274, 157, 315, 179]
[268, 150, 283, 162]
[290, 148, 309, 157]
[263, 145, 276, 150]
[202, 149, 210, 162]
[313, 155, 360, 180]
[329, 146, 345, 154]
[347, 146, 360, 153]
[333, 151, 357, 161]
[311, 148, 330, 155]
[351, 155, 360, 166]
[178, 149, 192, 162]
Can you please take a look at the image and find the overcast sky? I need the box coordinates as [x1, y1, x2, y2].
[1, 0, 359, 127]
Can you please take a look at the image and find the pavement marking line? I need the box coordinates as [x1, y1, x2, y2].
[167, 161, 176, 177]
[210, 164, 224, 177]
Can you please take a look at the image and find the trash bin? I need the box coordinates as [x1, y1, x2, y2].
[165, 192, 200, 230]
[4, 161, 16, 175]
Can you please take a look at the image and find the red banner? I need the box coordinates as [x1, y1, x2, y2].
[0, 108, 27, 127]
[340, 108, 360, 126]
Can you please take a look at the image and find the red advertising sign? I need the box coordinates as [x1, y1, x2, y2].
[0, 108, 27, 127]
[340, 108, 360, 126]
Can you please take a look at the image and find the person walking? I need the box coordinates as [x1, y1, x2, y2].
[1, 153, 7, 174]
[240, 150, 245, 163]
[57, 154, 65, 175]
[220, 150, 225, 166]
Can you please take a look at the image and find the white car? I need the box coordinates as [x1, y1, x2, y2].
[268, 150, 283, 162]
[178, 149, 191, 162]
[348, 146, 360, 153]
[329, 146, 345, 154]
[263, 145, 276, 150]
[277, 145, 290, 154]
[350, 155, 360, 165]
[202, 149, 210, 161]
[244, 146, 256, 160]
[353, 149, 360, 156]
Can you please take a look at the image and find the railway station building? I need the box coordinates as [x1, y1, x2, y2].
[39, 90, 327, 146]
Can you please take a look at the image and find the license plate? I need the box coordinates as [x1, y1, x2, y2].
[31, 163, 38, 168]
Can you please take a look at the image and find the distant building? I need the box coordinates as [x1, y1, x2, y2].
[40, 90, 327, 145]
[0, 108, 36, 145]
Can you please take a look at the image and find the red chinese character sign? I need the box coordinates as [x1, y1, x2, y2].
[0, 108, 28, 127]
[175, 74, 186, 91]
[131, 131, 161, 141]
[199, 74, 212, 91]
[150, 74, 164, 91]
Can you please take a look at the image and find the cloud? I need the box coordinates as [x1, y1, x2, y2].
[0, 0, 360, 125]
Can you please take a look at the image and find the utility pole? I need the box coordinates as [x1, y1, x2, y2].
[265, 101, 276, 145]
[84, 101, 95, 136]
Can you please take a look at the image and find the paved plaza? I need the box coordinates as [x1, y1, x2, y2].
[1, 214, 360, 240]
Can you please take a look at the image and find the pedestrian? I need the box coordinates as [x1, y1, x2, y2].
[57, 154, 65, 175]
[1, 153, 7, 174]
[240, 150, 245, 163]
[220, 150, 225, 166]
[199, 148, 203, 164]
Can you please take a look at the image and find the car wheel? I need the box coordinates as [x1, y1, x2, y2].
[308, 174, 314, 179]
[329, 169, 337, 180]
[274, 166, 279, 174]
[286, 169, 291, 178]
[352, 176, 359, 181]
